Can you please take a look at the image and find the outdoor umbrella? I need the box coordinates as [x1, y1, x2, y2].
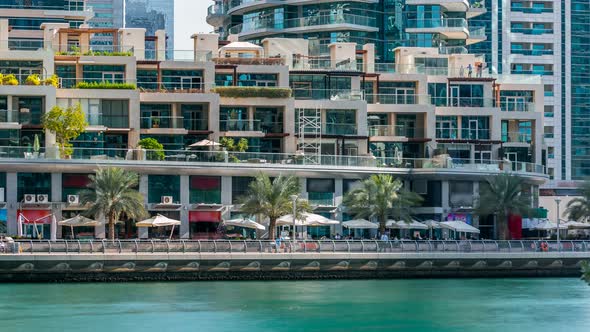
[136, 214, 181, 239]
[342, 219, 378, 229]
[223, 218, 266, 230]
[563, 220, 590, 229]
[439, 221, 480, 239]
[423, 219, 440, 239]
[276, 213, 339, 226]
[531, 219, 567, 230]
[59, 215, 99, 239]
[396, 219, 428, 230]
[189, 139, 221, 148]
[385, 219, 402, 229]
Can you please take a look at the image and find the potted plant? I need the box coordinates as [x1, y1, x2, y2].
[32, 134, 40, 158]
[25, 74, 41, 86]
[152, 118, 160, 128]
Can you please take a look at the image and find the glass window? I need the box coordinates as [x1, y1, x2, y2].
[148, 175, 180, 204]
[18, 173, 51, 201]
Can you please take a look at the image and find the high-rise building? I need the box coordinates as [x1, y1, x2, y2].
[86, 0, 125, 45]
[208, 0, 590, 189]
[125, 0, 174, 50]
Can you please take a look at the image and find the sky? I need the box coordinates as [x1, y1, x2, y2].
[174, 0, 212, 50]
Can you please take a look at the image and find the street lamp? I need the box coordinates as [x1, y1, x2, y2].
[555, 197, 561, 251]
[290, 194, 298, 244]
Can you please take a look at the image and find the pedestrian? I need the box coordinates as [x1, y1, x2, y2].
[274, 236, 282, 253]
[467, 64, 473, 77]
[380, 232, 389, 241]
[459, 65, 464, 77]
[476, 62, 483, 77]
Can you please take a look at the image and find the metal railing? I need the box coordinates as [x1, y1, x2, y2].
[9, 240, 590, 254]
[292, 88, 364, 101]
[369, 125, 425, 138]
[0, 146, 547, 175]
[140, 116, 185, 129]
[502, 132, 533, 144]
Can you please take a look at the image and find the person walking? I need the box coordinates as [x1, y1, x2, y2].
[467, 64, 473, 78]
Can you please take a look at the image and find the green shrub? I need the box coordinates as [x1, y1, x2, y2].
[212, 87, 292, 99]
[1, 74, 19, 86]
[25, 74, 41, 86]
[75, 81, 136, 89]
[83, 50, 133, 57]
[138, 138, 165, 161]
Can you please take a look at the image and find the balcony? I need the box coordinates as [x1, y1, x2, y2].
[434, 97, 496, 108]
[308, 192, 335, 206]
[500, 101, 535, 112]
[324, 124, 358, 136]
[502, 132, 533, 144]
[2, 39, 51, 51]
[293, 57, 358, 71]
[510, 6, 553, 14]
[86, 114, 103, 127]
[510, 49, 553, 56]
[53, 44, 134, 57]
[212, 56, 284, 66]
[292, 89, 364, 101]
[406, 18, 469, 39]
[369, 125, 426, 139]
[206, 4, 227, 26]
[0, 110, 21, 124]
[460, 128, 491, 140]
[140, 117, 184, 129]
[252, 121, 284, 134]
[511, 28, 554, 35]
[366, 94, 430, 105]
[183, 119, 209, 131]
[220, 119, 261, 132]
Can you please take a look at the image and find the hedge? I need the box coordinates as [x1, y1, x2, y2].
[212, 87, 292, 99]
[76, 81, 137, 90]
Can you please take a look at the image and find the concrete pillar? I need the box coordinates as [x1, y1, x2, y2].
[221, 176, 232, 205]
[363, 44, 375, 73]
[192, 33, 218, 61]
[0, 19, 8, 51]
[180, 175, 190, 239]
[329, 43, 356, 69]
[155, 30, 167, 61]
[40, 23, 69, 51]
[95, 212, 105, 239]
[51, 173, 62, 238]
[119, 28, 146, 60]
[441, 180, 450, 218]
[6, 173, 17, 236]
[138, 175, 149, 239]
[334, 178, 344, 235]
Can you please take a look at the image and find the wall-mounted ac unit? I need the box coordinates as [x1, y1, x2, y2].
[24, 194, 36, 203]
[161, 196, 173, 204]
[67, 195, 80, 205]
[37, 194, 49, 203]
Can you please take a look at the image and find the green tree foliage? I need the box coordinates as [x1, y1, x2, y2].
[42, 103, 88, 157]
[138, 137, 165, 161]
[343, 174, 423, 234]
[475, 174, 532, 240]
[79, 167, 147, 240]
[240, 174, 311, 240]
[564, 181, 590, 222]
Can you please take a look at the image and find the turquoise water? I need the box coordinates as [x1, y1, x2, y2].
[0, 279, 589, 331]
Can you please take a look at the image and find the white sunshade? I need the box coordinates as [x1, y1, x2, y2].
[396, 220, 429, 230]
[189, 139, 221, 147]
[58, 215, 99, 227]
[531, 219, 568, 230]
[223, 218, 266, 230]
[219, 41, 263, 53]
[563, 220, 590, 229]
[439, 221, 481, 234]
[136, 214, 181, 228]
[342, 219, 378, 229]
[385, 219, 402, 229]
[276, 213, 340, 226]
[422, 219, 441, 229]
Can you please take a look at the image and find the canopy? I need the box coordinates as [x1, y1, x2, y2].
[58, 215, 99, 227]
[439, 221, 481, 234]
[136, 214, 181, 228]
[342, 219, 378, 229]
[423, 219, 441, 229]
[219, 41, 263, 53]
[223, 218, 266, 230]
[276, 213, 339, 226]
[531, 219, 567, 230]
[396, 220, 428, 230]
[189, 139, 220, 148]
[385, 220, 402, 229]
[563, 220, 590, 229]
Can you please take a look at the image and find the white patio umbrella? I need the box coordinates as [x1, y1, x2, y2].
[396, 219, 428, 230]
[531, 219, 567, 230]
[189, 139, 221, 148]
[439, 221, 481, 239]
[276, 212, 339, 226]
[342, 219, 378, 229]
[422, 219, 440, 238]
[223, 218, 266, 230]
[136, 214, 181, 239]
[563, 220, 590, 229]
[59, 215, 99, 239]
[385, 219, 402, 229]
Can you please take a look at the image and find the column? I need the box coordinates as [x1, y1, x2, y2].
[180, 175, 190, 239]
[6, 173, 17, 235]
[138, 175, 149, 239]
[95, 212, 105, 239]
[334, 178, 344, 235]
[441, 180, 450, 219]
[51, 173, 62, 239]
[221, 176, 232, 206]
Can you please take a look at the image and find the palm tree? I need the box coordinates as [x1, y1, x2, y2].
[343, 174, 423, 235]
[475, 174, 532, 240]
[582, 262, 590, 285]
[79, 167, 148, 240]
[564, 181, 590, 221]
[240, 174, 310, 240]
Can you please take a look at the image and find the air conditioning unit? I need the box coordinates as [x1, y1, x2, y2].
[161, 196, 173, 205]
[67, 194, 80, 205]
[24, 194, 36, 203]
[0, 187, 4, 202]
[37, 194, 49, 203]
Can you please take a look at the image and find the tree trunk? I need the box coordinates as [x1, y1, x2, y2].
[379, 216, 386, 236]
[108, 211, 116, 241]
[497, 213, 509, 240]
[268, 218, 276, 240]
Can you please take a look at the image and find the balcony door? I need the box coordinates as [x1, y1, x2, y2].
[468, 119, 479, 139]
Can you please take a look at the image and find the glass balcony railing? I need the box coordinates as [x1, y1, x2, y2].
[460, 129, 491, 140]
[369, 125, 425, 138]
[511, 28, 553, 35]
[502, 132, 533, 143]
[219, 119, 261, 132]
[207, 4, 225, 16]
[510, 6, 553, 14]
[510, 49, 553, 56]
[252, 121, 284, 134]
[469, 27, 486, 38]
[86, 114, 103, 126]
[0, 146, 547, 175]
[292, 89, 364, 101]
[366, 94, 430, 105]
[308, 192, 335, 206]
[432, 97, 496, 108]
[293, 57, 358, 71]
[500, 102, 535, 112]
[0, 110, 20, 123]
[140, 117, 184, 129]
[406, 18, 468, 30]
[183, 119, 209, 131]
[324, 124, 358, 136]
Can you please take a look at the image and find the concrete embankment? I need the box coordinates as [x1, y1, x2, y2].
[0, 252, 588, 282]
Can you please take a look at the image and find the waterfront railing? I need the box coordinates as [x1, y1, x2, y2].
[10, 240, 590, 255]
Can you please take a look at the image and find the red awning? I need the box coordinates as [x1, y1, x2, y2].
[189, 211, 221, 223]
[18, 210, 53, 224]
[190, 176, 221, 190]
